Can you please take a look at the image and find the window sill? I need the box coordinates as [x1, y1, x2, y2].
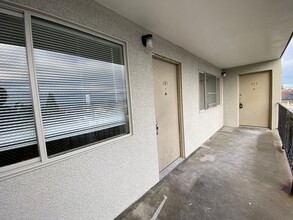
[0, 133, 132, 182]
[199, 104, 222, 114]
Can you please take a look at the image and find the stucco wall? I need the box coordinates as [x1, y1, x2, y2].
[0, 0, 223, 219]
[223, 59, 282, 129]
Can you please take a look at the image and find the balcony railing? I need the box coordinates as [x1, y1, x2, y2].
[278, 103, 293, 194]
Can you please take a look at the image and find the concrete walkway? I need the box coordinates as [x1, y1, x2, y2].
[116, 127, 293, 220]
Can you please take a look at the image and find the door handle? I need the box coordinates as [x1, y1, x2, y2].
[156, 123, 159, 135]
[239, 103, 243, 109]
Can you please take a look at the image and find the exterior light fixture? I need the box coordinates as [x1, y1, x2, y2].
[142, 34, 153, 49]
[221, 71, 227, 77]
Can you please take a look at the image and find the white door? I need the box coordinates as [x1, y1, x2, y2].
[239, 72, 270, 127]
[153, 58, 180, 171]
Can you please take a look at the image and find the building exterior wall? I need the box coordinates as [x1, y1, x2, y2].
[0, 0, 223, 219]
[223, 59, 282, 129]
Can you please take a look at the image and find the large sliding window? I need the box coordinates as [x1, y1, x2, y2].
[0, 9, 130, 170]
[32, 17, 129, 157]
[199, 72, 220, 110]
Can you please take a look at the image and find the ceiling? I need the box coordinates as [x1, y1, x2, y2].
[94, 0, 293, 69]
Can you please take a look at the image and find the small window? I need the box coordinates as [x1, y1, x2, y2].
[31, 17, 130, 157]
[0, 12, 39, 167]
[199, 72, 220, 110]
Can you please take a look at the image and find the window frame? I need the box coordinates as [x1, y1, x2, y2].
[0, 4, 133, 180]
[199, 72, 206, 111]
[199, 71, 221, 111]
[216, 77, 221, 105]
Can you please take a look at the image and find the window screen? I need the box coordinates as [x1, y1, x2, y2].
[31, 17, 129, 157]
[0, 12, 38, 167]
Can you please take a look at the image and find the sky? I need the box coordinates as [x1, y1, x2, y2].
[282, 38, 293, 89]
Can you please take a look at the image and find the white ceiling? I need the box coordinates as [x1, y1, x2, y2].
[95, 0, 293, 68]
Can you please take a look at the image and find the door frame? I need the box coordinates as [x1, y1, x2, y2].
[238, 70, 272, 129]
[152, 53, 185, 158]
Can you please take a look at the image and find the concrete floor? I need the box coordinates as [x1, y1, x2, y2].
[116, 127, 293, 220]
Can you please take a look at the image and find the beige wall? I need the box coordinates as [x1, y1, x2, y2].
[223, 59, 282, 129]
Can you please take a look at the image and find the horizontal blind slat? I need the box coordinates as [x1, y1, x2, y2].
[31, 17, 128, 149]
[0, 12, 38, 158]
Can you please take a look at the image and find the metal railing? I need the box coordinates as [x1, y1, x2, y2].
[278, 104, 293, 194]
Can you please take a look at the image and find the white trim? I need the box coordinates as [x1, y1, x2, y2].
[0, 6, 22, 17]
[0, 158, 40, 175]
[123, 40, 134, 135]
[24, 12, 48, 163]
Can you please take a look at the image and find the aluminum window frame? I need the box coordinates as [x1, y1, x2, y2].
[0, 4, 133, 180]
[199, 71, 221, 111]
[199, 72, 206, 111]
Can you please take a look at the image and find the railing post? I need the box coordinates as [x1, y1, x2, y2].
[278, 103, 293, 195]
[286, 118, 293, 195]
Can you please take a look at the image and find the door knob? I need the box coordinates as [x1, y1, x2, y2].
[239, 103, 243, 109]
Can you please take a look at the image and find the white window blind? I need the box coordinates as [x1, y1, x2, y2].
[199, 72, 220, 110]
[206, 73, 217, 108]
[31, 17, 129, 156]
[0, 12, 38, 167]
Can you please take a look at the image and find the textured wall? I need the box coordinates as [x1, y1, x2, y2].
[0, 0, 223, 219]
[223, 59, 281, 129]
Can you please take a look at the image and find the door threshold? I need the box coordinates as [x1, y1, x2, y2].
[159, 157, 184, 180]
[239, 125, 269, 130]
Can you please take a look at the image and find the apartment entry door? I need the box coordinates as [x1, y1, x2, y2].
[152, 58, 181, 171]
[239, 71, 271, 128]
